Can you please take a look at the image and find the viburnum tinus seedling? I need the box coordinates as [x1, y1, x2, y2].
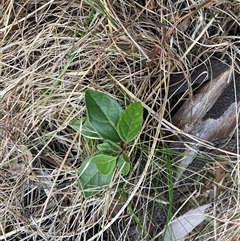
[71, 89, 143, 198]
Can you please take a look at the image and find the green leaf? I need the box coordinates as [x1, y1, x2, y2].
[85, 89, 123, 142]
[106, 140, 122, 152]
[78, 157, 113, 198]
[97, 143, 113, 154]
[117, 152, 130, 176]
[70, 118, 83, 131]
[81, 118, 101, 139]
[97, 142, 120, 155]
[122, 151, 130, 163]
[70, 118, 101, 139]
[117, 102, 143, 142]
[92, 154, 116, 176]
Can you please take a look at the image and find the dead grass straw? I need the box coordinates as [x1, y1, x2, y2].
[1, 0, 240, 240]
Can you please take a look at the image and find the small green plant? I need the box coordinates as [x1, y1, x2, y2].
[71, 89, 143, 198]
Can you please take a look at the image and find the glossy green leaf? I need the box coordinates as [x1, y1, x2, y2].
[78, 157, 113, 198]
[92, 154, 116, 176]
[97, 142, 120, 155]
[106, 140, 122, 152]
[85, 89, 123, 142]
[122, 151, 130, 163]
[117, 152, 130, 176]
[81, 118, 102, 139]
[70, 119, 82, 131]
[70, 118, 101, 139]
[117, 102, 143, 142]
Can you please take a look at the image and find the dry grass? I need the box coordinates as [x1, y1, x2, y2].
[1, 0, 240, 240]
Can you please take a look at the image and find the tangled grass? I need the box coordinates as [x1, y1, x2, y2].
[1, 0, 240, 240]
